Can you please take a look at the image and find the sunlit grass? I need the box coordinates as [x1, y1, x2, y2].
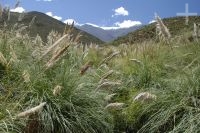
[0, 7, 200, 133]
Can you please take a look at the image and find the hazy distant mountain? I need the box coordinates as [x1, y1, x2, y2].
[76, 24, 142, 42]
[0, 11, 104, 44]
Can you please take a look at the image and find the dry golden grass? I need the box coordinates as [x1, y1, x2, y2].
[17, 102, 46, 118]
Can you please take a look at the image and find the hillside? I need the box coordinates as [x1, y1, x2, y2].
[1, 13, 200, 132]
[0, 11, 104, 44]
[112, 16, 200, 45]
[76, 24, 142, 42]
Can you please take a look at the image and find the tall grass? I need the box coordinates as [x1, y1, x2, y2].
[0, 21, 113, 133]
[110, 35, 200, 132]
[0, 6, 200, 133]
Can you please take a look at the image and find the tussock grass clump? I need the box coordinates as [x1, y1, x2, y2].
[1, 8, 200, 133]
[0, 22, 113, 133]
[80, 61, 93, 75]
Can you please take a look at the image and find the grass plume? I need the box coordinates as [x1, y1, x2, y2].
[17, 102, 46, 118]
[155, 13, 171, 41]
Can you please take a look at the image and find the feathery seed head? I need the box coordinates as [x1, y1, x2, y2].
[22, 70, 30, 83]
[99, 51, 120, 66]
[17, 102, 46, 118]
[40, 34, 68, 60]
[53, 85, 62, 96]
[45, 44, 70, 69]
[29, 16, 36, 28]
[130, 59, 143, 65]
[105, 102, 125, 110]
[96, 81, 121, 91]
[155, 13, 171, 42]
[100, 70, 114, 80]
[104, 93, 117, 102]
[134, 92, 157, 102]
[0, 52, 7, 67]
[34, 34, 43, 47]
[14, 0, 20, 8]
[9, 46, 19, 64]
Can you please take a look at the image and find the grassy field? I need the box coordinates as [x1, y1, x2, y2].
[1, 11, 200, 133]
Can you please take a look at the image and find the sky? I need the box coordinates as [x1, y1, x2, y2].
[1, 0, 200, 29]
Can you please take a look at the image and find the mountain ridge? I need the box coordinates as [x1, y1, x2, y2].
[76, 24, 142, 42]
[0, 11, 104, 44]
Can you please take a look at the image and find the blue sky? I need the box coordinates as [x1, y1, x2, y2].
[1, 0, 200, 29]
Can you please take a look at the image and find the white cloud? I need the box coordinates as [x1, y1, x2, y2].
[10, 7, 25, 13]
[63, 19, 80, 25]
[46, 12, 62, 21]
[53, 16, 62, 21]
[84, 20, 142, 30]
[46, 12, 53, 16]
[112, 7, 129, 17]
[63, 19, 75, 24]
[114, 20, 142, 28]
[101, 26, 120, 30]
[149, 20, 156, 24]
[62, 19, 142, 30]
[85, 23, 99, 27]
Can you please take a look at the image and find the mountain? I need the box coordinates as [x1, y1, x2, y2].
[76, 24, 142, 42]
[0, 11, 103, 44]
[111, 16, 200, 45]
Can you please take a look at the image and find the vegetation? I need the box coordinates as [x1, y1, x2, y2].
[1, 4, 200, 133]
[112, 16, 200, 45]
[0, 22, 113, 133]
[1, 11, 104, 44]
